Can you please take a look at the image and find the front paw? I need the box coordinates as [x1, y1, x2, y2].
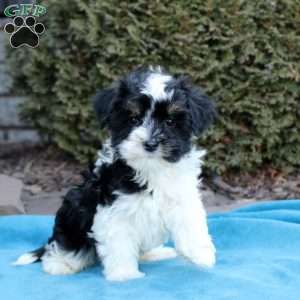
[188, 246, 216, 268]
[105, 269, 145, 282]
[179, 241, 216, 268]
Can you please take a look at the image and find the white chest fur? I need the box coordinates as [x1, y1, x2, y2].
[92, 148, 206, 253]
[91, 147, 215, 281]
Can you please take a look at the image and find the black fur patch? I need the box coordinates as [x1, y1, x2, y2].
[49, 160, 146, 252]
[168, 75, 216, 135]
[109, 95, 151, 147]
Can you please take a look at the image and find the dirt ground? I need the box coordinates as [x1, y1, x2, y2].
[1, 143, 299, 214]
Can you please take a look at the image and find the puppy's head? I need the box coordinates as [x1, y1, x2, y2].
[94, 66, 216, 163]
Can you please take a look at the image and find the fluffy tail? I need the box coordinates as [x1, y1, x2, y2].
[13, 246, 45, 266]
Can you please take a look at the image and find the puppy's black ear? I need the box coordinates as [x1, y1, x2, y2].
[178, 76, 216, 135]
[93, 80, 130, 127]
[93, 87, 118, 127]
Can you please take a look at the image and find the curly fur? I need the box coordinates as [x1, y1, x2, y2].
[14, 66, 216, 281]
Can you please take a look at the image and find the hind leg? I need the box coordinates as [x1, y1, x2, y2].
[42, 241, 96, 275]
[140, 246, 177, 262]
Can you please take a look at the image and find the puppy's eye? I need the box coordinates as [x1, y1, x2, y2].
[165, 118, 175, 126]
[130, 116, 141, 125]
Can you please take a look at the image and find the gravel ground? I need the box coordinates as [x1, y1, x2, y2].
[1, 143, 299, 215]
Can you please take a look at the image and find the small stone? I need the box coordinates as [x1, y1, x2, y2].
[24, 184, 42, 195]
[12, 172, 25, 180]
[0, 174, 25, 215]
[273, 187, 284, 194]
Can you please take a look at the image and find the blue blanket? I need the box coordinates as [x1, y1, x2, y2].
[1, 200, 300, 300]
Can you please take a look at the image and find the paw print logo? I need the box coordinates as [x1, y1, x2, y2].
[4, 16, 45, 48]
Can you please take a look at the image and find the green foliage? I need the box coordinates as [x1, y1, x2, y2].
[7, 0, 300, 172]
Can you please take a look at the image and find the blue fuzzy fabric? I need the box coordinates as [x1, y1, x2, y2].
[1, 200, 300, 300]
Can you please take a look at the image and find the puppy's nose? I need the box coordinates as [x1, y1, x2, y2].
[144, 140, 159, 152]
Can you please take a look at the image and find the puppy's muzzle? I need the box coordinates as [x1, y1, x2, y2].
[144, 138, 159, 152]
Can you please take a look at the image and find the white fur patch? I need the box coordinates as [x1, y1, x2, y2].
[140, 246, 177, 261]
[141, 72, 173, 102]
[106, 269, 145, 282]
[42, 241, 96, 275]
[185, 245, 216, 268]
[92, 190, 168, 280]
[94, 140, 114, 173]
[13, 253, 38, 265]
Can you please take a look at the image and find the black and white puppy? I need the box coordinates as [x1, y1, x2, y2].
[14, 66, 216, 281]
